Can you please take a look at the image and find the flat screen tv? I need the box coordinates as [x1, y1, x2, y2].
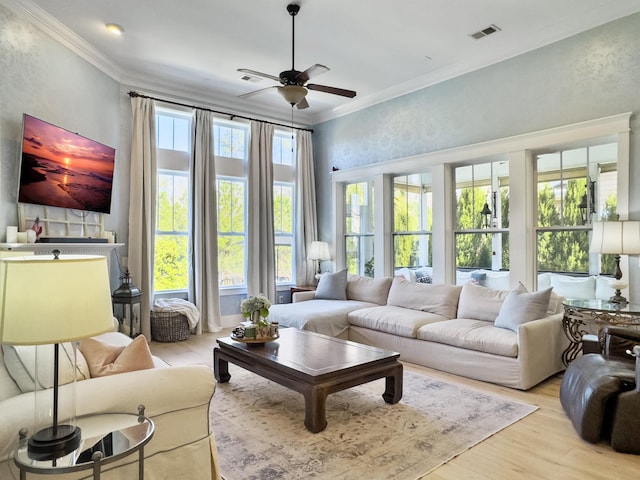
[18, 114, 116, 214]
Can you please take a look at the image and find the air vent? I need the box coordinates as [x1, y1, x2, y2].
[470, 24, 501, 40]
[240, 75, 261, 83]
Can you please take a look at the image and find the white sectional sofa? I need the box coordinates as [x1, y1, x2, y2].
[0, 331, 220, 479]
[269, 273, 568, 390]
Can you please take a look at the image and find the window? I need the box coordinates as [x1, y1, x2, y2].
[155, 110, 191, 293]
[274, 183, 294, 283]
[536, 143, 617, 275]
[345, 181, 374, 277]
[393, 174, 432, 277]
[215, 120, 249, 288]
[217, 177, 246, 286]
[272, 131, 295, 166]
[454, 162, 509, 283]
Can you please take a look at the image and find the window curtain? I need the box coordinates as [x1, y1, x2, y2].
[247, 121, 276, 302]
[295, 130, 319, 286]
[128, 96, 157, 338]
[189, 110, 222, 333]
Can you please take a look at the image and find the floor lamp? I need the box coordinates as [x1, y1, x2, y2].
[590, 221, 640, 304]
[0, 252, 114, 460]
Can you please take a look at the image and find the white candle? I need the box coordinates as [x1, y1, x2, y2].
[6, 226, 17, 243]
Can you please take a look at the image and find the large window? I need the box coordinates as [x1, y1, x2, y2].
[274, 183, 294, 283]
[345, 181, 374, 277]
[393, 174, 432, 277]
[155, 110, 191, 292]
[536, 143, 618, 275]
[454, 161, 509, 281]
[215, 121, 249, 288]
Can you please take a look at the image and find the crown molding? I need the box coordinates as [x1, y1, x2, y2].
[2, 0, 123, 81]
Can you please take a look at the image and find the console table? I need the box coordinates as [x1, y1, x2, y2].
[561, 299, 640, 365]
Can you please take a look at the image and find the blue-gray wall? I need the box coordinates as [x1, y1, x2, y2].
[0, 4, 126, 286]
[313, 13, 640, 240]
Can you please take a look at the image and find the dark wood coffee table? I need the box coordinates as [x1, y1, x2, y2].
[214, 328, 403, 433]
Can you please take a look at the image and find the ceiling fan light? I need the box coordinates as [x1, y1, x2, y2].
[277, 86, 307, 105]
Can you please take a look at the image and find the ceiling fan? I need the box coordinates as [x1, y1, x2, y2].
[238, 3, 356, 109]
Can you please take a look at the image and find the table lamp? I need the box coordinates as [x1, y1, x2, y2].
[307, 241, 331, 278]
[590, 221, 640, 304]
[0, 251, 114, 460]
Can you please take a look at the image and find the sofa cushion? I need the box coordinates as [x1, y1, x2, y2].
[2, 342, 90, 393]
[457, 283, 509, 322]
[494, 284, 553, 332]
[79, 334, 155, 377]
[347, 275, 392, 305]
[348, 305, 449, 339]
[314, 269, 348, 300]
[386, 277, 462, 319]
[417, 319, 518, 357]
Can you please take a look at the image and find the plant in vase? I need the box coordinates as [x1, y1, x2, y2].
[241, 294, 272, 338]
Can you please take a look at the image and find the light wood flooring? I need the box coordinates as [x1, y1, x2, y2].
[150, 330, 640, 480]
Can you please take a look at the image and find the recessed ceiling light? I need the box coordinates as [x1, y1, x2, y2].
[105, 23, 124, 35]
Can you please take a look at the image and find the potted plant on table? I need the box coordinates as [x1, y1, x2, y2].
[240, 294, 272, 338]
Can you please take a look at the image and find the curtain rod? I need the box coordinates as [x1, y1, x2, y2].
[127, 91, 313, 133]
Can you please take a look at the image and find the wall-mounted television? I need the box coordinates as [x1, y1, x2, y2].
[18, 114, 116, 214]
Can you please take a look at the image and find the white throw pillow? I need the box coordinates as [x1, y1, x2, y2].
[549, 274, 595, 299]
[494, 283, 553, 332]
[315, 269, 348, 300]
[3, 343, 90, 393]
[347, 274, 392, 305]
[386, 277, 462, 319]
[457, 283, 509, 322]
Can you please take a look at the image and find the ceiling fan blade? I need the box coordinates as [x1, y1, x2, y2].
[296, 64, 330, 84]
[307, 84, 357, 98]
[296, 97, 310, 109]
[238, 86, 277, 99]
[237, 68, 281, 83]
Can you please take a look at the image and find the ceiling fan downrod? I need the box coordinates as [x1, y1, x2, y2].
[287, 3, 300, 71]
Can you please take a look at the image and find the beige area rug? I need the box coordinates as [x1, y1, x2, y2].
[211, 366, 537, 480]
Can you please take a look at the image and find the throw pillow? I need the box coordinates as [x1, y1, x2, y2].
[494, 283, 553, 332]
[457, 283, 509, 322]
[315, 269, 348, 300]
[79, 335, 155, 377]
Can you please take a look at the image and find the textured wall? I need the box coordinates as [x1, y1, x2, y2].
[313, 13, 640, 240]
[0, 4, 122, 244]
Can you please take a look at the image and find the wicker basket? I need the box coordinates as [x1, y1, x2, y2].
[150, 310, 191, 342]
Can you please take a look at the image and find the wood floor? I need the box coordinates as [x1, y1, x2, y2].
[149, 330, 640, 480]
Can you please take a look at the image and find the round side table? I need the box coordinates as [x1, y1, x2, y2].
[561, 299, 640, 365]
[14, 405, 154, 480]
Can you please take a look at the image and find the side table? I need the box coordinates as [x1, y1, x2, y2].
[14, 405, 154, 480]
[561, 299, 640, 366]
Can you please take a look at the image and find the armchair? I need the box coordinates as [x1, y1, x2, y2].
[560, 326, 639, 447]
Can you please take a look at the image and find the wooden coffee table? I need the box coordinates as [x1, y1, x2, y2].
[213, 328, 403, 433]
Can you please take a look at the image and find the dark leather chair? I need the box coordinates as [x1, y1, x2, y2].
[560, 326, 639, 446]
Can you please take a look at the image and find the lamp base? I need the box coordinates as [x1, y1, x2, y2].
[609, 290, 628, 305]
[28, 424, 81, 461]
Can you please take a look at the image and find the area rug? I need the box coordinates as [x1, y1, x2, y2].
[210, 366, 537, 480]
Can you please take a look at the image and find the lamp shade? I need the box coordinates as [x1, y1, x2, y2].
[307, 241, 331, 261]
[590, 221, 640, 255]
[0, 254, 114, 345]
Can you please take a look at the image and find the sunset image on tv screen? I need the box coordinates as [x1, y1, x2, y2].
[18, 114, 115, 214]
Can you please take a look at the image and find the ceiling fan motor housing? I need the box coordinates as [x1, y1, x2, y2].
[280, 69, 303, 86]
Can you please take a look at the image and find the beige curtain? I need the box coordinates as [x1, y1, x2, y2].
[189, 110, 222, 333]
[295, 130, 318, 286]
[247, 121, 276, 302]
[128, 97, 157, 338]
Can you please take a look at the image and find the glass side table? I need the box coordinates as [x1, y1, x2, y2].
[14, 405, 154, 480]
[561, 299, 640, 366]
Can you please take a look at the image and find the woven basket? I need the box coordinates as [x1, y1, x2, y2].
[150, 310, 191, 342]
